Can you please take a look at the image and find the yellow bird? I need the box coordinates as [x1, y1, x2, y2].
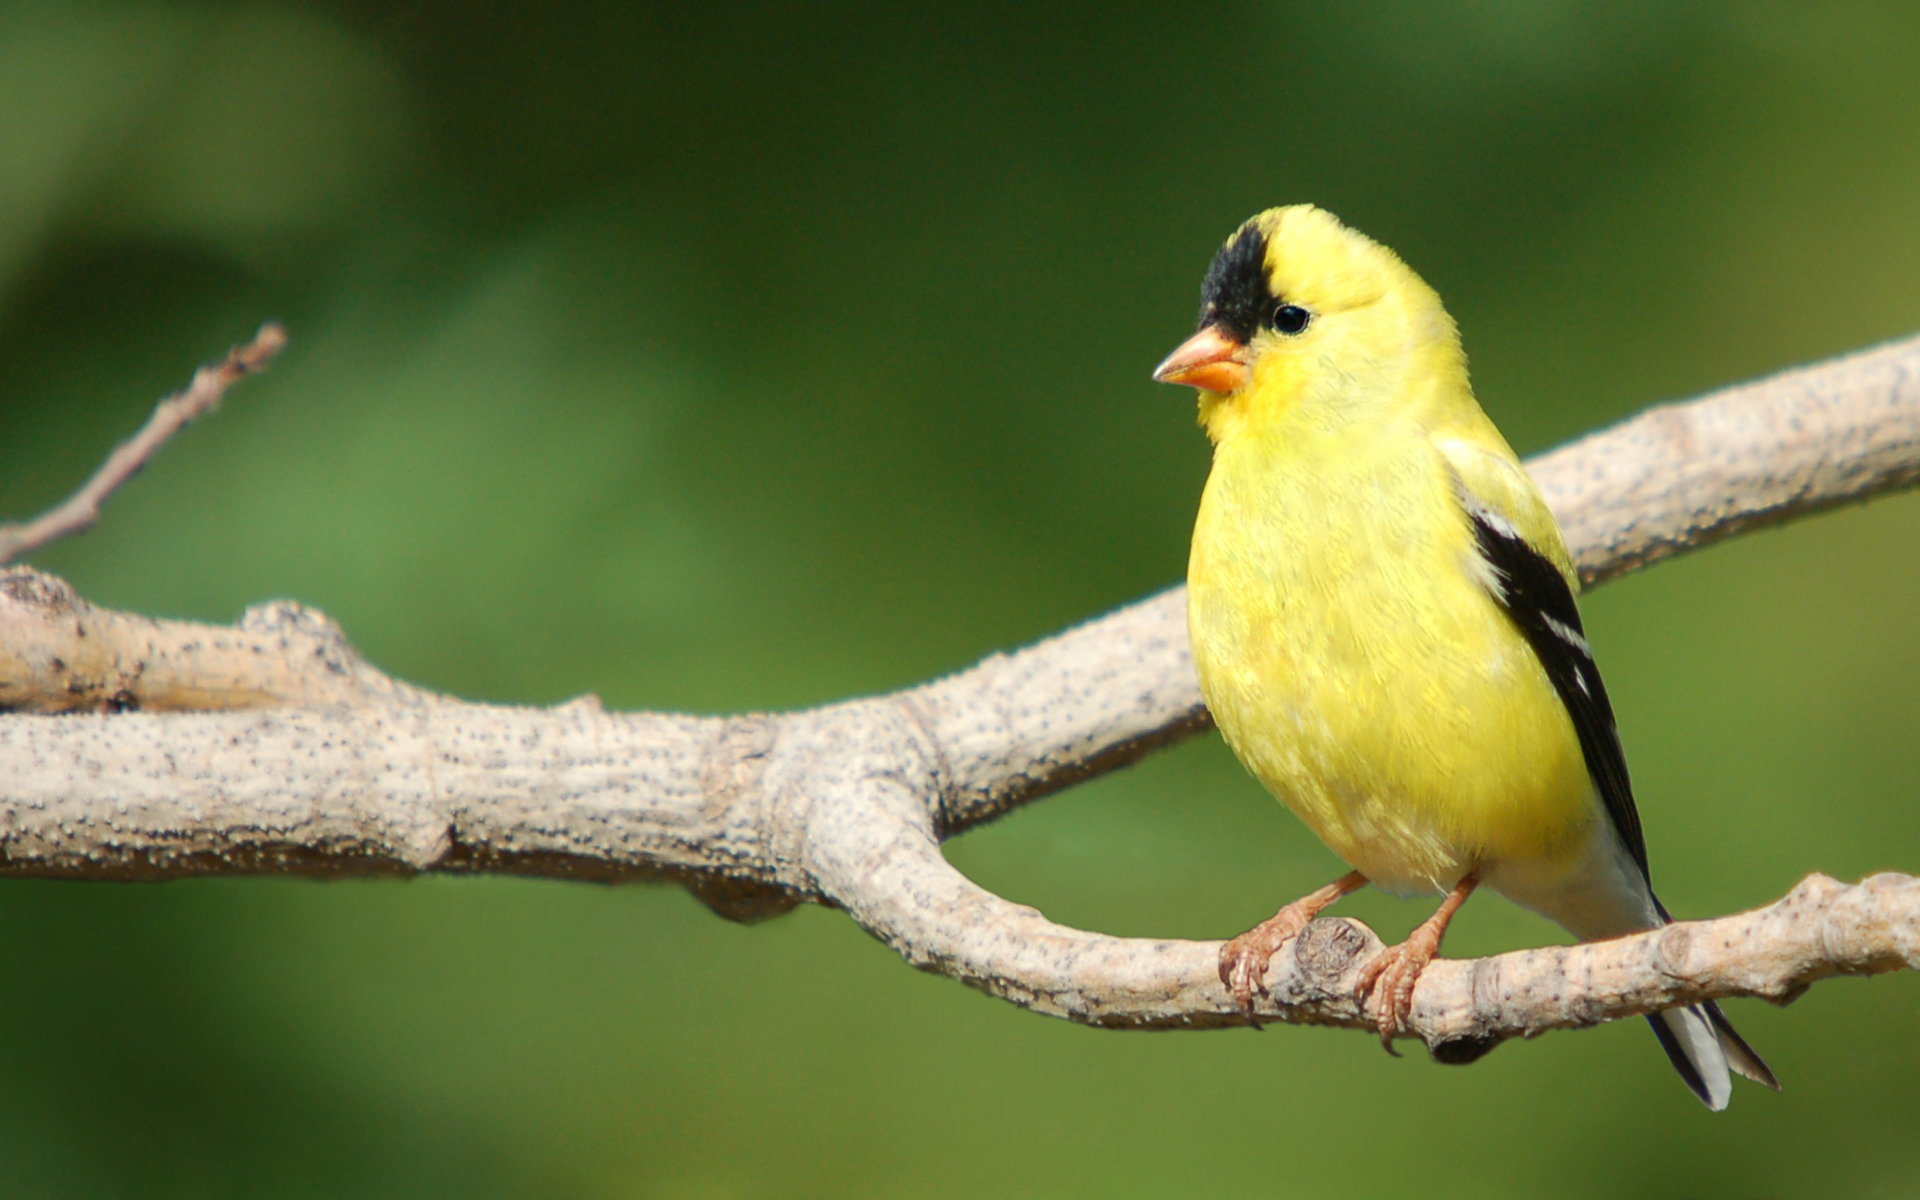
[1154, 205, 1777, 1109]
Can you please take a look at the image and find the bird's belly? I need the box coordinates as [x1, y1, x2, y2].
[1189, 454, 1595, 895]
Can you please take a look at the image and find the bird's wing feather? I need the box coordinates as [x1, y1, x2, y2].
[1435, 437, 1650, 882]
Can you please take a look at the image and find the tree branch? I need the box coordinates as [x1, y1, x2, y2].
[2, 328, 1918, 1056]
[0, 324, 287, 567]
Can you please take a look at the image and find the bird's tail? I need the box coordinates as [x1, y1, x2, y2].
[1645, 896, 1780, 1110]
[1511, 866, 1780, 1109]
[1646, 1001, 1777, 1111]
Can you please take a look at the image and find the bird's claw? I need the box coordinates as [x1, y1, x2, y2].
[1218, 908, 1313, 1028]
[1356, 933, 1441, 1055]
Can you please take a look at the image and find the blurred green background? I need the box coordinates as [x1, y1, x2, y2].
[1, 1, 1917, 1196]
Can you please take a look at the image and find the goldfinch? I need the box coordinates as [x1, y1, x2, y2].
[1154, 205, 1777, 1109]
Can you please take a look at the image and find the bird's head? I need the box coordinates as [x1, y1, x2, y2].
[1153, 205, 1462, 445]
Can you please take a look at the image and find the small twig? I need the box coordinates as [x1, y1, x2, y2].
[0, 323, 288, 566]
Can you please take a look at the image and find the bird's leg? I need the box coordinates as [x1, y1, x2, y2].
[1355, 870, 1480, 1054]
[1219, 869, 1369, 1024]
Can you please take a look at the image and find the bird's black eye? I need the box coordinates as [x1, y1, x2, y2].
[1270, 304, 1311, 335]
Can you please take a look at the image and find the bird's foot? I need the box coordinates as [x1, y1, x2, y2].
[1218, 871, 1371, 1027]
[1218, 905, 1314, 1027]
[1356, 870, 1479, 1054]
[1354, 925, 1445, 1055]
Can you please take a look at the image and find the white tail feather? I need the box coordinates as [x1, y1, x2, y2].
[1651, 1006, 1732, 1111]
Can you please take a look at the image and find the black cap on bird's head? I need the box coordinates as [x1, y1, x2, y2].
[1152, 217, 1287, 395]
[1196, 220, 1274, 345]
[1154, 206, 1410, 396]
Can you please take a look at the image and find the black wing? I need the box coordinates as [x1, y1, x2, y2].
[1465, 508, 1649, 882]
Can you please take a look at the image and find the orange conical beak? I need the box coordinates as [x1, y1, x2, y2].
[1152, 324, 1248, 394]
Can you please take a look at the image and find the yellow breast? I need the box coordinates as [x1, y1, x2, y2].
[1187, 419, 1595, 895]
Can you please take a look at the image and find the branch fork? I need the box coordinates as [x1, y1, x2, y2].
[3, 326, 1920, 1059]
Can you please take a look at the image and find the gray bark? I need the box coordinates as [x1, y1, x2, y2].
[4, 331, 1920, 1056]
